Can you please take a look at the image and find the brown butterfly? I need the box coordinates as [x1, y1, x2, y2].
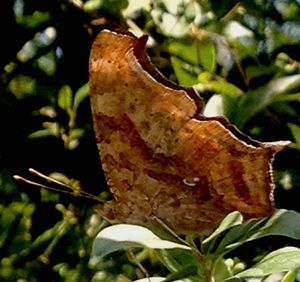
[89, 30, 288, 234]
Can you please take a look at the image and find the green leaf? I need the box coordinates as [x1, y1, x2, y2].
[250, 209, 300, 240]
[288, 123, 300, 144]
[201, 211, 243, 255]
[66, 139, 79, 150]
[199, 80, 243, 120]
[223, 278, 245, 282]
[281, 270, 298, 282]
[168, 39, 216, 84]
[235, 247, 300, 279]
[170, 56, 198, 87]
[16, 11, 51, 29]
[92, 224, 191, 258]
[214, 217, 267, 256]
[206, 81, 243, 98]
[270, 101, 299, 118]
[198, 40, 216, 73]
[73, 83, 89, 111]
[215, 210, 300, 256]
[85, 0, 128, 16]
[245, 64, 277, 79]
[155, 249, 205, 282]
[203, 93, 239, 120]
[212, 257, 232, 281]
[169, 40, 216, 71]
[165, 264, 198, 281]
[134, 278, 185, 282]
[69, 128, 84, 139]
[235, 74, 300, 128]
[83, 0, 103, 12]
[28, 129, 56, 139]
[150, 1, 202, 38]
[168, 41, 199, 65]
[58, 85, 73, 112]
[155, 249, 194, 273]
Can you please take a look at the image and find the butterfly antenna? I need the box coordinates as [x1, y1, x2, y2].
[14, 169, 103, 203]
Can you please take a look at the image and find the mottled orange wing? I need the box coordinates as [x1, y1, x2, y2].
[89, 30, 288, 234]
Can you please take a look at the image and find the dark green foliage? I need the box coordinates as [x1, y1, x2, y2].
[1, 0, 300, 281]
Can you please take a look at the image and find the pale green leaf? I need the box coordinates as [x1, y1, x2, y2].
[92, 224, 191, 258]
[235, 247, 300, 279]
[83, 0, 103, 12]
[203, 94, 225, 117]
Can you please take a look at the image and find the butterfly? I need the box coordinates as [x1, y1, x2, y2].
[89, 30, 288, 234]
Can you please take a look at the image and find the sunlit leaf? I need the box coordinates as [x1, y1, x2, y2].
[235, 247, 300, 279]
[203, 94, 225, 117]
[92, 224, 191, 258]
[151, 0, 202, 38]
[83, 0, 103, 12]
